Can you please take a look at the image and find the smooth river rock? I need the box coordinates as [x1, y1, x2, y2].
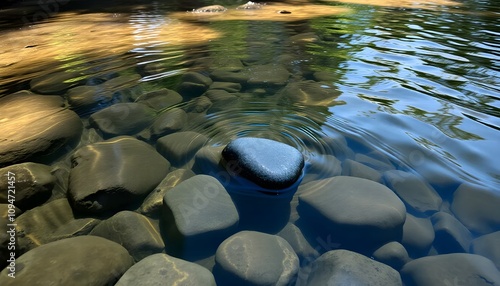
[306, 249, 402, 286]
[401, 253, 500, 286]
[69, 136, 170, 213]
[161, 175, 239, 259]
[0, 162, 55, 210]
[149, 108, 187, 140]
[0, 236, 134, 285]
[157, 131, 209, 168]
[298, 176, 406, 249]
[0, 92, 83, 167]
[371, 241, 410, 271]
[431, 211, 473, 254]
[401, 213, 435, 258]
[135, 88, 183, 110]
[278, 80, 340, 106]
[116, 253, 216, 286]
[221, 137, 304, 191]
[470, 231, 500, 270]
[214, 231, 299, 286]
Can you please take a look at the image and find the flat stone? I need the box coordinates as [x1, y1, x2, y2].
[214, 231, 299, 286]
[89, 102, 156, 138]
[245, 64, 290, 87]
[161, 175, 239, 259]
[0, 92, 83, 167]
[210, 69, 250, 83]
[51, 218, 100, 240]
[203, 89, 238, 102]
[140, 169, 195, 217]
[221, 137, 304, 190]
[150, 108, 187, 140]
[401, 253, 500, 286]
[451, 183, 500, 234]
[69, 136, 170, 213]
[156, 131, 209, 168]
[342, 159, 382, 183]
[278, 80, 339, 105]
[306, 249, 402, 286]
[209, 81, 242, 92]
[471, 231, 500, 270]
[384, 170, 442, 215]
[116, 253, 216, 286]
[298, 176, 406, 248]
[135, 88, 183, 110]
[66, 85, 116, 115]
[178, 72, 213, 98]
[431, 211, 473, 254]
[372, 241, 410, 271]
[355, 153, 394, 171]
[185, 95, 212, 113]
[402, 213, 435, 258]
[30, 71, 83, 94]
[0, 162, 54, 210]
[0, 236, 134, 285]
[90, 211, 164, 261]
[192, 146, 225, 176]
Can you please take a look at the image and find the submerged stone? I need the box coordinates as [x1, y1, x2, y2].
[401, 213, 434, 258]
[431, 211, 473, 254]
[470, 231, 500, 270]
[221, 137, 304, 190]
[156, 131, 209, 168]
[372, 241, 410, 271]
[135, 88, 183, 110]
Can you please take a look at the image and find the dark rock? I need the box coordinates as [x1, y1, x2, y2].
[30, 71, 84, 94]
[355, 153, 395, 171]
[209, 81, 242, 92]
[89, 102, 156, 138]
[342, 159, 383, 182]
[0, 236, 134, 285]
[66, 85, 115, 115]
[0, 163, 55, 210]
[302, 154, 342, 184]
[245, 64, 290, 87]
[69, 136, 170, 213]
[161, 175, 239, 260]
[208, 58, 244, 72]
[372, 241, 410, 271]
[278, 81, 339, 106]
[221, 137, 304, 190]
[451, 183, 500, 234]
[178, 72, 213, 98]
[51, 218, 100, 240]
[192, 146, 225, 176]
[203, 89, 238, 102]
[185, 95, 212, 113]
[90, 211, 164, 261]
[207, 96, 241, 114]
[401, 253, 500, 286]
[298, 176, 406, 249]
[101, 74, 141, 93]
[135, 88, 183, 111]
[150, 108, 187, 140]
[384, 170, 442, 215]
[156, 131, 209, 168]
[277, 223, 319, 262]
[116, 253, 216, 286]
[401, 213, 435, 258]
[210, 69, 250, 83]
[214, 231, 299, 286]
[306, 249, 402, 286]
[0, 217, 11, 269]
[140, 169, 195, 217]
[0, 204, 22, 218]
[0, 92, 83, 167]
[431, 211, 473, 254]
[313, 71, 336, 82]
[471, 231, 500, 270]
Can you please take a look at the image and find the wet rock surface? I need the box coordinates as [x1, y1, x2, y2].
[470, 231, 500, 270]
[68, 136, 170, 213]
[156, 131, 209, 168]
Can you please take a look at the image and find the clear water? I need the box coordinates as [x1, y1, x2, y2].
[0, 0, 499, 279]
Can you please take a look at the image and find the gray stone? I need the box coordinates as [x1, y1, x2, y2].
[298, 176, 406, 248]
[471, 231, 500, 270]
[161, 175, 239, 259]
[89, 102, 156, 138]
[372, 241, 410, 271]
[402, 213, 435, 258]
[203, 89, 238, 102]
[193, 5, 227, 13]
[192, 146, 225, 176]
[156, 131, 209, 168]
[221, 137, 304, 190]
[69, 136, 170, 213]
[0, 162, 55, 210]
[401, 253, 500, 286]
[66, 85, 115, 115]
[0, 236, 134, 285]
[150, 108, 187, 140]
[178, 72, 213, 98]
[384, 170, 442, 215]
[214, 231, 299, 286]
[451, 183, 500, 234]
[302, 154, 342, 184]
[30, 71, 83, 94]
[209, 81, 242, 92]
[51, 218, 100, 240]
[342, 159, 383, 183]
[431, 211, 473, 254]
[278, 81, 339, 106]
[140, 169, 195, 217]
[185, 95, 212, 113]
[306, 249, 402, 286]
[355, 153, 394, 171]
[313, 71, 336, 82]
[245, 64, 290, 87]
[277, 223, 319, 262]
[116, 253, 216, 286]
[0, 92, 83, 167]
[90, 211, 164, 261]
[135, 88, 183, 110]
[208, 58, 244, 72]
[210, 69, 250, 83]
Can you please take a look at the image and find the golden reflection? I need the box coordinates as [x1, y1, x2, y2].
[0, 12, 221, 86]
[171, 3, 351, 22]
[325, 0, 462, 9]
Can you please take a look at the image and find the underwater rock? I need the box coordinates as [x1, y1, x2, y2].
[0, 92, 82, 167]
[156, 131, 209, 168]
[306, 249, 402, 286]
[372, 241, 410, 271]
[178, 72, 213, 98]
[90, 211, 164, 261]
[277, 223, 319, 263]
[208, 81, 242, 92]
[116, 253, 216, 286]
[66, 85, 115, 115]
[342, 159, 382, 183]
[135, 88, 183, 111]
[68, 136, 169, 214]
[213, 231, 299, 286]
[0, 162, 54, 210]
[150, 108, 187, 140]
[470, 231, 500, 271]
[30, 70, 84, 94]
[401, 253, 500, 286]
[245, 63, 290, 87]
[221, 137, 304, 190]
[278, 80, 340, 106]
[401, 213, 435, 258]
[0, 236, 134, 285]
[161, 175, 239, 260]
[298, 176, 406, 248]
[431, 211, 473, 254]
